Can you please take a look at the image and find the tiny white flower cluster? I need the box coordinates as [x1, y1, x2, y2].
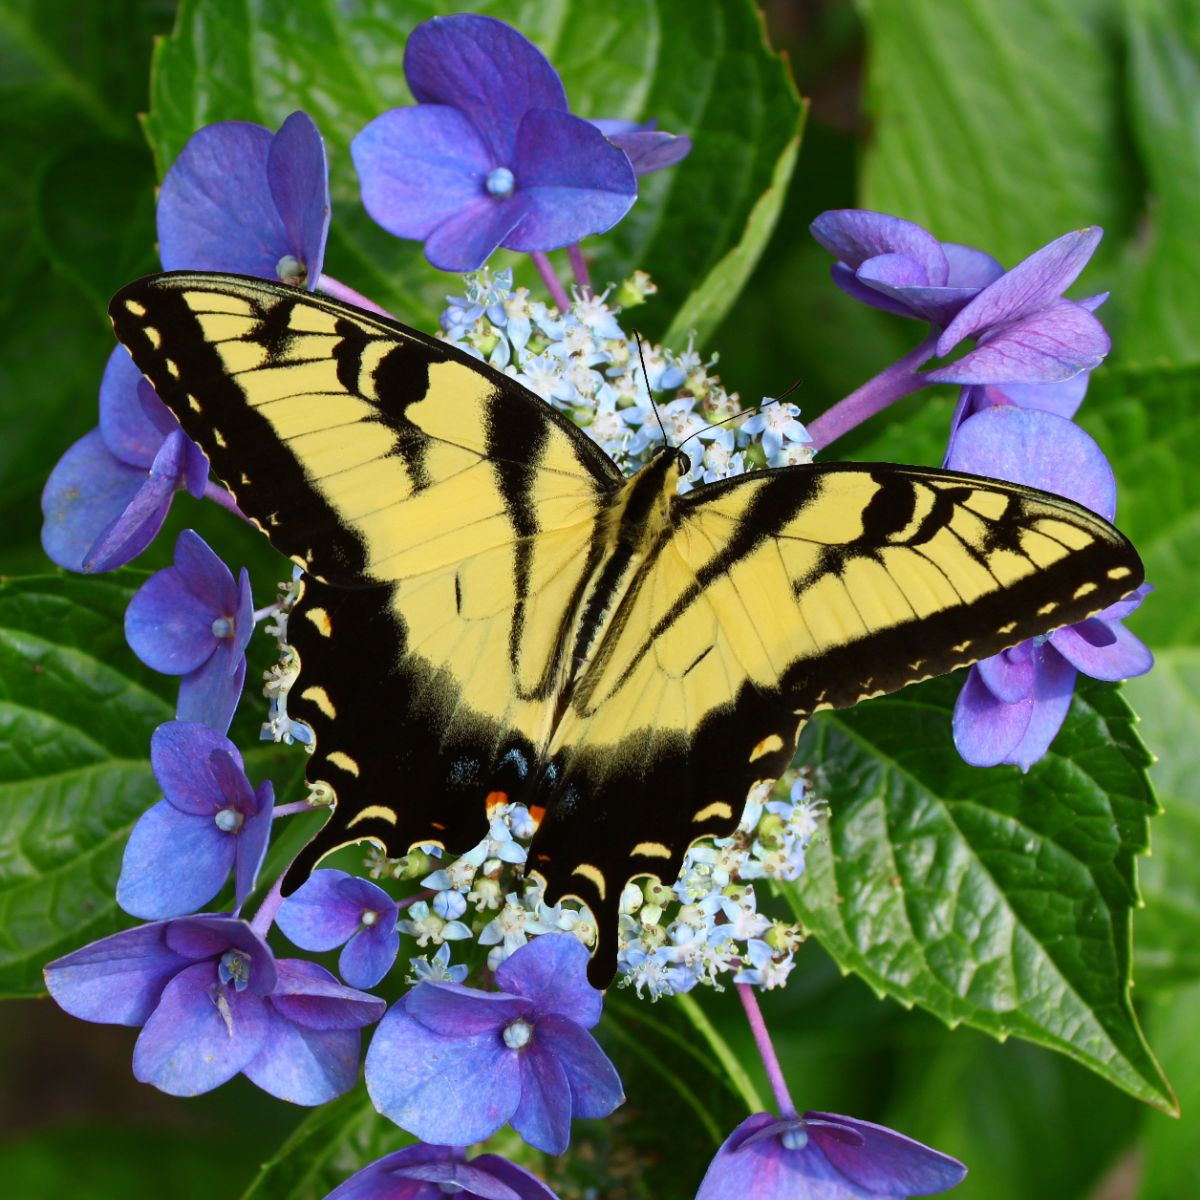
[440, 268, 815, 488]
[402, 775, 821, 998]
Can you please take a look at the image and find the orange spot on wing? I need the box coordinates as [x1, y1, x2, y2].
[430, 821, 446, 831]
[485, 790, 509, 815]
[527, 804, 546, 828]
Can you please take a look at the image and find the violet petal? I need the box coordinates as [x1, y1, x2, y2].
[942, 243, 1005, 289]
[830, 262, 927, 320]
[151, 721, 239, 814]
[352, 105, 495, 241]
[928, 300, 1109, 386]
[807, 1111, 968, 1195]
[365, 1003, 520, 1145]
[403, 13, 567, 163]
[937, 227, 1103, 356]
[976, 644, 1036, 704]
[84, 429, 186, 572]
[40, 430, 145, 573]
[494, 933, 603, 1026]
[605, 129, 692, 174]
[161, 917, 275, 992]
[810, 210, 949, 282]
[44, 922, 190, 1026]
[1004, 645, 1078, 771]
[266, 111, 330, 288]
[124, 566, 219, 676]
[116, 798, 236, 919]
[276, 869, 375, 950]
[1051, 620, 1153, 682]
[952, 665, 1034, 768]
[133, 961, 270, 1095]
[242, 1003, 362, 1105]
[173, 528, 236, 613]
[857, 253, 930, 288]
[339, 923, 400, 990]
[511, 1042, 573, 1155]
[535, 1012, 623, 1118]
[506, 108, 637, 251]
[945, 406, 1116, 520]
[405, 980, 528, 1035]
[268, 958, 385, 1032]
[234, 780, 275, 909]
[157, 121, 291, 279]
[98, 347, 166, 467]
[176, 651, 247, 733]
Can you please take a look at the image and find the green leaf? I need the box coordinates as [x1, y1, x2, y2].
[143, 0, 802, 342]
[1121, 0, 1200, 367]
[0, 573, 306, 998]
[786, 672, 1174, 1111]
[241, 1091, 408, 1200]
[1136, 983, 1200, 1198]
[1079, 364, 1200, 649]
[858, 0, 1136, 282]
[1124, 656, 1200, 988]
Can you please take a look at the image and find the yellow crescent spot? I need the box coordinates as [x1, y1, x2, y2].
[187, 394, 202, 413]
[304, 606, 333, 636]
[300, 686, 336, 718]
[571, 863, 607, 901]
[346, 805, 398, 828]
[998, 620, 1017, 634]
[632, 841, 672, 859]
[213, 428, 227, 449]
[145, 327, 162, 349]
[164, 358, 181, 379]
[1037, 602, 1058, 616]
[125, 299, 147, 317]
[326, 751, 360, 777]
[693, 801, 733, 823]
[1073, 581, 1098, 600]
[1107, 566, 1132, 580]
[749, 733, 784, 762]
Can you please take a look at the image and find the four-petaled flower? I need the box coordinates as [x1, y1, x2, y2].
[277, 869, 401, 989]
[117, 721, 273, 919]
[948, 406, 1153, 769]
[45, 916, 384, 1104]
[158, 110, 330, 288]
[696, 1111, 967, 1199]
[321, 1144, 561, 1200]
[353, 14, 638, 270]
[365, 933, 623, 1154]
[124, 529, 254, 733]
[40, 349, 209, 574]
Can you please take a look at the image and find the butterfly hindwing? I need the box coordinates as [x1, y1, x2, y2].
[110, 271, 1144, 986]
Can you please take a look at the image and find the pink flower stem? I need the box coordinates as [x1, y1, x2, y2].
[804, 331, 940, 452]
[250, 874, 286, 936]
[529, 250, 572, 313]
[271, 801, 317, 819]
[253, 603, 280, 624]
[736, 983, 797, 1119]
[316, 273, 396, 319]
[202, 480, 249, 521]
[568, 243, 592, 296]
[397, 888, 435, 911]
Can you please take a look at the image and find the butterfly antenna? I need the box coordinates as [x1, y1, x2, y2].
[633, 331, 670, 447]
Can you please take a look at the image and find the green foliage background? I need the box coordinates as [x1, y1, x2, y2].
[0, 0, 1197, 1197]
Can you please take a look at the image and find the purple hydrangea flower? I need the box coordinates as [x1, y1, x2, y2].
[352, 14, 637, 271]
[124, 529, 254, 733]
[925, 229, 1109, 389]
[947, 406, 1153, 770]
[322, 1144, 561, 1200]
[158, 110, 330, 288]
[41, 348, 209, 573]
[696, 1111, 966, 1199]
[277, 869, 401, 989]
[117, 722, 273, 919]
[44, 915, 384, 1104]
[365, 933, 623, 1154]
[810, 210, 1003, 327]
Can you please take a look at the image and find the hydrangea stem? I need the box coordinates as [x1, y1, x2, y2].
[804, 332, 940, 451]
[568, 243, 592, 296]
[271, 800, 318, 819]
[316, 274, 395, 318]
[736, 982, 797, 1119]
[529, 250, 572, 313]
[203, 480, 248, 521]
[250, 874, 285, 935]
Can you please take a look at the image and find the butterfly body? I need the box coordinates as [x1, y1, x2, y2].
[110, 272, 1144, 983]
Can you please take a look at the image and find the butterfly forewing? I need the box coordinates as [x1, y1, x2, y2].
[110, 272, 1144, 986]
